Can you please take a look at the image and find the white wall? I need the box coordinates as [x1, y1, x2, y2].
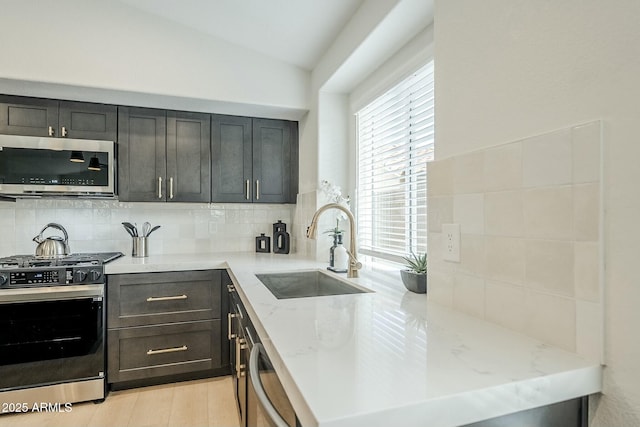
[434, 0, 640, 425]
[0, 0, 309, 119]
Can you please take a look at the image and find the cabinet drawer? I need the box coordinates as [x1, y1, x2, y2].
[107, 320, 221, 383]
[107, 270, 221, 327]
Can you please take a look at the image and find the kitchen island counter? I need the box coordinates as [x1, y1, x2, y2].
[106, 252, 602, 427]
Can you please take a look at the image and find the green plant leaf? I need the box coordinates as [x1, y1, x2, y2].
[402, 252, 427, 274]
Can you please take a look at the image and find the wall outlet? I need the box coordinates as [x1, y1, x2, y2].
[442, 223, 461, 262]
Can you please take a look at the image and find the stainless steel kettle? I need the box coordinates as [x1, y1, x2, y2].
[33, 223, 70, 258]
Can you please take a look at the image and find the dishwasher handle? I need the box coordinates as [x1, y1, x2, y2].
[249, 343, 289, 427]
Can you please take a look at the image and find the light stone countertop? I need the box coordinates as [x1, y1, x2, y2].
[105, 252, 602, 427]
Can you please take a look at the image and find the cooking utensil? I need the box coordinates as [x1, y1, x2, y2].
[122, 222, 138, 237]
[122, 223, 135, 237]
[32, 223, 70, 258]
[146, 225, 161, 237]
[142, 222, 151, 237]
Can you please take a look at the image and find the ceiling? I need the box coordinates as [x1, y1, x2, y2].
[117, 0, 364, 71]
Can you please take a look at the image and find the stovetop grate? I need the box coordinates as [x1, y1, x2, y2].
[0, 252, 123, 269]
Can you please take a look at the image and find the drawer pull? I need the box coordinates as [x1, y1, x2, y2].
[146, 294, 188, 302]
[147, 345, 188, 355]
[228, 312, 238, 339]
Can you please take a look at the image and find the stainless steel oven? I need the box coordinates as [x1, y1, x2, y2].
[0, 252, 122, 411]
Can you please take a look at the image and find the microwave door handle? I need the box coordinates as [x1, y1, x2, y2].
[249, 343, 289, 427]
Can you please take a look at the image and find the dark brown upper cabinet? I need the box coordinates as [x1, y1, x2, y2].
[118, 107, 210, 202]
[0, 95, 117, 141]
[211, 115, 298, 204]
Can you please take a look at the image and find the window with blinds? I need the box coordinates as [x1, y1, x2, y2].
[356, 61, 434, 262]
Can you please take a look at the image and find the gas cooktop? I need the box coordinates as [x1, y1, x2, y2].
[0, 252, 124, 288]
[0, 252, 123, 269]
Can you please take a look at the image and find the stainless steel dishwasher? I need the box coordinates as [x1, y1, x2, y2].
[245, 323, 298, 427]
[228, 282, 298, 427]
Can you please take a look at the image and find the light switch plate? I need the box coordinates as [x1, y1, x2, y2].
[442, 223, 461, 262]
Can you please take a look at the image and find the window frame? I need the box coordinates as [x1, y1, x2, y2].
[355, 60, 434, 264]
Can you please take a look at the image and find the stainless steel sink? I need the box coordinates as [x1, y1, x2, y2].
[255, 270, 372, 299]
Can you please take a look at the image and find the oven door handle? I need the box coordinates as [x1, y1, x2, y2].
[249, 343, 289, 427]
[0, 284, 104, 303]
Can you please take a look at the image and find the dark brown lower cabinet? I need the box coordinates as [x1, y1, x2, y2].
[106, 270, 229, 389]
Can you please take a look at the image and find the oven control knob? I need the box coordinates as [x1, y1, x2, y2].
[74, 270, 88, 283]
[0, 273, 7, 287]
[89, 270, 102, 282]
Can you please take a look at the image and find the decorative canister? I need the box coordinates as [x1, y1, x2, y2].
[273, 220, 290, 254]
[255, 233, 271, 253]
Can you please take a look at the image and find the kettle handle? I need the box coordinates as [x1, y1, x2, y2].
[33, 223, 69, 243]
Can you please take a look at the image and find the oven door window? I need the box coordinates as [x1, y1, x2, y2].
[0, 297, 104, 390]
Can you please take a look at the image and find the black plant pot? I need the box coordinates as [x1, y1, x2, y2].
[400, 270, 427, 294]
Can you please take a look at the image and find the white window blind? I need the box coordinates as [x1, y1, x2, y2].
[356, 61, 434, 262]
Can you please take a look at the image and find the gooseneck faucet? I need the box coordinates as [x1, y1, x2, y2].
[306, 203, 362, 278]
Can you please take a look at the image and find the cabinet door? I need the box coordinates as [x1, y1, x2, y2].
[117, 107, 167, 201]
[252, 118, 296, 203]
[107, 320, 222, 383]
[107, 270, 221, 328]
[211, 115, 253, 202]
[58, 101, 117, 141]
[0, 95, 58, 137]
[166, 111, 211, 202]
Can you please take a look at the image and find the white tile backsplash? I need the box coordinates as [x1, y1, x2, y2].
[0, 199, 295, 257]
[427, 120, 603, 360]
[573, 183, 600, 241]
[525, 239, 574, 296]
[453, 193, 484, 234]
[484, 141, 522, 192]
[453, 151, 485, 194]
[453, 273, 485, 318]
[522, 128, 572, 187]
[484, 190, 523, 237]
[485, 280, 527, 332]
[525, 290, 576, 352]
[572, 121, 602, 184]
[484, 236, 526, 285]
[574, 242, 601, 302]
[523, 186, 573, 240]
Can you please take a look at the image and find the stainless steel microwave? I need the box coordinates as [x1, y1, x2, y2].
[0, 134, 115, 197]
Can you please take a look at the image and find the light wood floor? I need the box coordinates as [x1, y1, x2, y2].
[0, 376, 241, 427]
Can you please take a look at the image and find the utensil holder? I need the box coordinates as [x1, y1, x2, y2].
[132, 237, 148, 258]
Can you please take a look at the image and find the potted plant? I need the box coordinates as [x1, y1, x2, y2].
[400, 252, 427, 293]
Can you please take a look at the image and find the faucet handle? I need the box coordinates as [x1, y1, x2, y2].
[345, 250, 362, 270]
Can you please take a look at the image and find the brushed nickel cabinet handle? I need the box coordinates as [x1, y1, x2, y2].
[48, 126, 54, 136]
[61, 126, 68, 137]
[236, 337, 247, 377]
[146, 294, 187, 302]
[147, 345, 187, 355]
[169, 177, 174, 199]
[158, 177, 163, 199]
[256, 180, 260, 200]
[228, 312, 237, 340]
[245, 180, 250, 200]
